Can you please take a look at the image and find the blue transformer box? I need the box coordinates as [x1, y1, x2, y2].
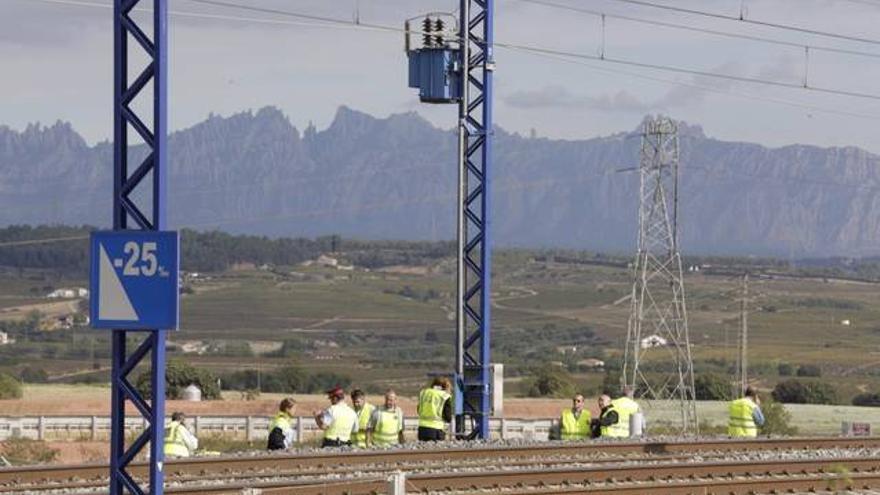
[408, 48, 461, 104]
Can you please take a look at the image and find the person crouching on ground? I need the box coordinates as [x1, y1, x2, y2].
[164, 411, 198, 457]
[267, 397, 296, 451]
[592, 394, 621, 438]
[560, 393, 590, 441]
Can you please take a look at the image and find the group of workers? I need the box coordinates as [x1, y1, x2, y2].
[162, 379, 766, 457]
[560, 386, 644, 440]
[560, 385, 765, 440]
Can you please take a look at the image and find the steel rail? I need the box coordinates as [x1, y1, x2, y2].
[159, 456, 880, 495]
[3, 437, 880, 486]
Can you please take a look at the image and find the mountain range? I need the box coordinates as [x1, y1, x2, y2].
[2, 106, 880, 257]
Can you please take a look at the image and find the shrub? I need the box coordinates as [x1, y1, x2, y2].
[135, 360, 221, 400]
[0, 438, 59, 465]
[771, 379, 837, 404]
[0, 372, 22, 399]
[760, 396, 798, 435]
[694, 373, 733, 401]
[19, 366, 48, 383]
[777, 362, 794, 376]
[852, 392, 880, 407]
[527, 368, 576, 398]
[796, 364, 822, 377]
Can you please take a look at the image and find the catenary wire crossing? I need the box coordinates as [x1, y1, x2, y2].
[28, 0, 880, 104]
[607, 0, 880, 46]
[508, 0, 880, 60]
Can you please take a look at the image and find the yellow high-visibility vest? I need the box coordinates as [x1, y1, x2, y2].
[351, 403, 375, 448]
[324, 403, 358, 442]
[269, 411, 292, 433]
[164, 421, 190, 457]
[560, 408, 590, 440]
[599, 404, 626, 438]
[728, 398, 758, 437]
[609, 397, 639, 437]
[418, 388, 450, 430]
[373, 408, 403, 447]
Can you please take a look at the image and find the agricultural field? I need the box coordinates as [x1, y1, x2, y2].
[2, 248, 880, 405]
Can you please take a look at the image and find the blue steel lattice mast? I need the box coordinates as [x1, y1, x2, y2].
[111, 1, 169, 493]
[456, 0, 495, 440]
[406, 0, 495, 440]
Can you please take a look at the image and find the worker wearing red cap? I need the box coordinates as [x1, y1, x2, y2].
[314, 386, 359, 447]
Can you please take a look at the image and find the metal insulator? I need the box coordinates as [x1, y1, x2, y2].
[422, 17, 434, 48]
[434, 19, 445, 47]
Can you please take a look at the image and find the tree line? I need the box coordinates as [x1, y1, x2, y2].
[0, 225, 455, 275]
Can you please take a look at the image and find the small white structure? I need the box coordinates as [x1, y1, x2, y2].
[640, 334, 668, 349]
[316, 255, 338, 267]
[578, 358, 605, 369]
[180, 384, 202, 401]
[0, 332, 9, 345]
[46, 289, 76, 299]
[841, 319, 852, 326]
[76, 288, 89, 297]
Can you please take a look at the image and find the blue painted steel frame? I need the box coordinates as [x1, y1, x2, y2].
[111, 1, 168, 494]
[458, 0, 494, 440]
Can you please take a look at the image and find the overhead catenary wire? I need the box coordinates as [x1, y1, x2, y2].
[28, 0, 880, 104]
[495, 41, 880, 101]
[507, 0, 880, 60]
[503, 45, 880, 122]
[607, 0, 880, 46]
[171, 0, 880, 101]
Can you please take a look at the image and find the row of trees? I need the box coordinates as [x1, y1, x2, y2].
[0, 225, 461, 275]
[132, 360, 353, 400]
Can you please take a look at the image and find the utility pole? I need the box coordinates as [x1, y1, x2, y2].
[623, 116, 698, 434]
[737, 273, 749, 396]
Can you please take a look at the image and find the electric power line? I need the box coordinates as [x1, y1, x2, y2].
[508, 0, 880, 60]
[176, 0, 880, 101]
[608, 0, 880, 46]
[501, 44, 880, 122]
[29, 0, 880, 104]
[495, 41, 880, 101]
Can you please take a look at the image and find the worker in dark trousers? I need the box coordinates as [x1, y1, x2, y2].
[417, 377, 452, 441]
[314, 386, 358, 447]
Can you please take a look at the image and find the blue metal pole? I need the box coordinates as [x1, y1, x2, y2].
[111, 0, 168, 492]
[457, 0, 494, 440]
[478, 0, 495, 439]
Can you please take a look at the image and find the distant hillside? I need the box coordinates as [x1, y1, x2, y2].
[3, 106, 880, 256]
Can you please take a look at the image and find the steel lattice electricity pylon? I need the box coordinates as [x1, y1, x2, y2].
[455, 0, 495, 440]
[623, 117, 697, 434]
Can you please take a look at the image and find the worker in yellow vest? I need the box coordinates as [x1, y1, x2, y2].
[267, 397, 296, 451]
[594, 393, 623, 438]
[417, 377, 452, 441]
[728, 387, 764, 437]
[367, 388, 406, 447]
[164, 412, 198, 457]
[559, 393, 590, 440]
[314, 386, 358, 447]
[610, 386, 643, 438]
[349, 389, 375, 448]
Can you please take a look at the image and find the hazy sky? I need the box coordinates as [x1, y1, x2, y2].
[4, 0, 880, 152]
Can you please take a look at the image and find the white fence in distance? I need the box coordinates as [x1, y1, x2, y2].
[0, 416, 556, 442]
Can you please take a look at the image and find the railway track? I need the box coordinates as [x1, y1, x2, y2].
[2, 437, 879, 494]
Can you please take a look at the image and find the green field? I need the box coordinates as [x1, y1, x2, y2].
[4, 252, 880, 403]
